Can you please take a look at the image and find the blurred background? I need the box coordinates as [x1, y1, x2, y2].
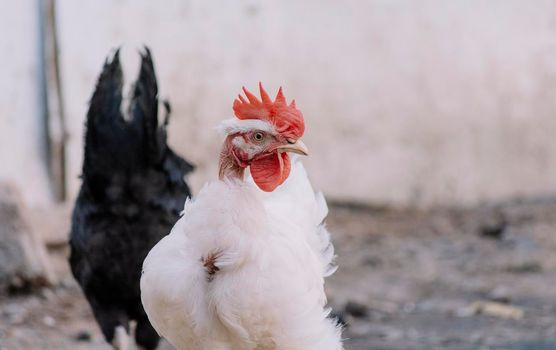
[2, 1, 556, 349]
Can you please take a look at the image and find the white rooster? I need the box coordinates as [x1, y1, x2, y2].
[140, 83, 343, 350]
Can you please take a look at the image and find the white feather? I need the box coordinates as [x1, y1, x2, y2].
[141, 160, 343, 350]
[217, 118, 277, 136]
[250, 158, 338, 279]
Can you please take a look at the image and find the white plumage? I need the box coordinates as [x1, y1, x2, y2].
[140, 159, 342, 350]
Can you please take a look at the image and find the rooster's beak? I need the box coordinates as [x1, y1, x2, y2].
[277, 140, 309, 156]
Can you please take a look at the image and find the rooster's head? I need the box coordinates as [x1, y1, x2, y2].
[218, 83, 308, 192]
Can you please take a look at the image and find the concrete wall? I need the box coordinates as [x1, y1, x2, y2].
[6, 0, 556, 207]
[0, 0, 52, 206]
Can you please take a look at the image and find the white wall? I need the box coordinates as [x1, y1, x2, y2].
[53, 0, 556, 206]
[0, 0, 52, 206]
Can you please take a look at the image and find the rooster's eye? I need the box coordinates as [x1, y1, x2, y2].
[252, 132, 265, 143]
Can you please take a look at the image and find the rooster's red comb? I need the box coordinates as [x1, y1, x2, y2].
[233, 83, 305, 139]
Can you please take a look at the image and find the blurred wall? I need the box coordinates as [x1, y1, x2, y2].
[5, 0, 556, 207]
[0, 0, 52, 206]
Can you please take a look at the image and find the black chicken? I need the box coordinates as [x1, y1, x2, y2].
[69, 48, 193, 350]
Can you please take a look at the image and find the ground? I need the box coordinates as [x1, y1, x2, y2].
[2, 198, 556, 350]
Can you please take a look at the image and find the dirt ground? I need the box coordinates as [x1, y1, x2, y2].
[2, 198, 556, 350]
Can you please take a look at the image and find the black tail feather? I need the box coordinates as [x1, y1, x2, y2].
[83, 49, 127, 178]
[129, 47, 161, 166]
[81, 47, 193, 200]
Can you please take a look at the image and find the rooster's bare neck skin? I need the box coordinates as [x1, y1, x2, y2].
[218, 135, 246, 181]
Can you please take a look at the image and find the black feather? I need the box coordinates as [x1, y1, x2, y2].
[69, 47, 193, 350]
